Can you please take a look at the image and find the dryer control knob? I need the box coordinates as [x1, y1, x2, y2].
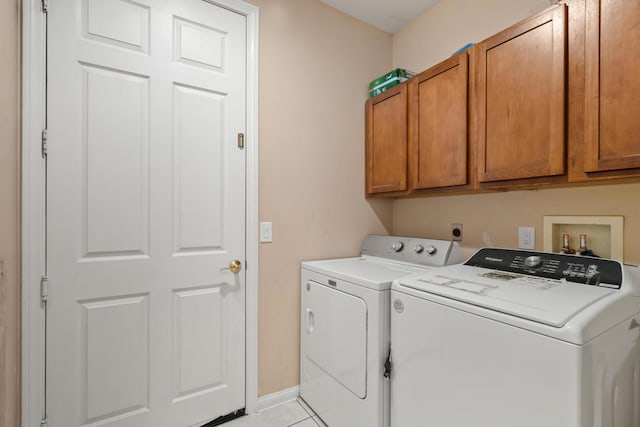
[392, 242, 404, 252]
[425, 245, 437, 255]
[414, 244, 424, 253]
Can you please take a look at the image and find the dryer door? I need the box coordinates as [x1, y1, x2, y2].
[304, 280, 368, 398]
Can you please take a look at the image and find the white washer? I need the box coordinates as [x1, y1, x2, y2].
[300, 235, 459, 427]
[391, 248, 640, 427]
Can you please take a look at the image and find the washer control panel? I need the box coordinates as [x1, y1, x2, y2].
[464, 248, 623, 288]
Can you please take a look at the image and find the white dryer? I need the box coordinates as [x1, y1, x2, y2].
[300, 235, 459, 427]
[391, 248, 640, 427]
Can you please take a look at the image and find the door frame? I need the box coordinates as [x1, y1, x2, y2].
[21, 0, 260, 425]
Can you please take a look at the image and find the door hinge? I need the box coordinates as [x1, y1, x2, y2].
[237, 133, 245, 150]
[41, 129, 48, 158]
[41, 0, 48, 13]
[40, 276, 49, 303]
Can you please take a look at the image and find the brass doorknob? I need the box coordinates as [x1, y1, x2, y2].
[228, 260, 242, 273]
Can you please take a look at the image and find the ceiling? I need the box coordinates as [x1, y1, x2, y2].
[319, 0, 440, 33]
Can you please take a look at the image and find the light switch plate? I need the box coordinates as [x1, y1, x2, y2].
[260, 222, 273, 243]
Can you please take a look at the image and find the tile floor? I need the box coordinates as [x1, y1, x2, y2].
[222, 399, 327, 427]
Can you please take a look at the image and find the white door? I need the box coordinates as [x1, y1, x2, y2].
[46, 0, 247, 426]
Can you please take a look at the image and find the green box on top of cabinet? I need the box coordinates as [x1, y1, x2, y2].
[368, 68, 415, 97]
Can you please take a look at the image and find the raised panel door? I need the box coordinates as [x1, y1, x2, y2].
[409, 53, 469, 190]
[365, 85, 408, 196]
[47, 1, 247, 426]
[584, 0, 640, 173]
[475, 5, 567, 183]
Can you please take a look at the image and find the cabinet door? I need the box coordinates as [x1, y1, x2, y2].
[365, 85, 408, 196]
[475, 5, 566, 183]
[409, 53, 469, 190]
[584, 0, 640, 172]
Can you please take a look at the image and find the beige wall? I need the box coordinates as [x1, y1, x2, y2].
[247, 0, 393, 396]
[394, 183, 640, 264]
[392, 0, 640, 265]
[393, 0, 553, 72]
[0, 0, 21, 425]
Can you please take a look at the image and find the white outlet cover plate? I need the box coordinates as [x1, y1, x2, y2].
[518, 226, 535, 249]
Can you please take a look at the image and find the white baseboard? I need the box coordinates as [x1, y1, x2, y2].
[255, 385, 300, 413]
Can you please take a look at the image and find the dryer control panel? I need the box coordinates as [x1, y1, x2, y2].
[360, 235, 460, 267]
[465, 248, 623, 289]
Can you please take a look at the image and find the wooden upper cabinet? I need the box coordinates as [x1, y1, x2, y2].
[474, 5, 567, 183]
[584, 0, 640, 173]
[409, 53, 470, 191]
[365, 84, 408, 196]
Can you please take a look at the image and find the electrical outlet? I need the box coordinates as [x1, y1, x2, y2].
[452, 223, 463, 241]
[518, 226, 535, 249]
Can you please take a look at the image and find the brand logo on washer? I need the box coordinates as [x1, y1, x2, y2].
[393, 299, 404, 313]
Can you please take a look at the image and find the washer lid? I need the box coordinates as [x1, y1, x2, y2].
[302, 257, 430, 291]
[396, 264, 615, 328]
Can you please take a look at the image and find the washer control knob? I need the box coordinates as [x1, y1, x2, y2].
[524, 255, 542, 268]
[414, 244, 424, 253]
[425, 245, 437, 255]
[391, 242, 404, 252]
